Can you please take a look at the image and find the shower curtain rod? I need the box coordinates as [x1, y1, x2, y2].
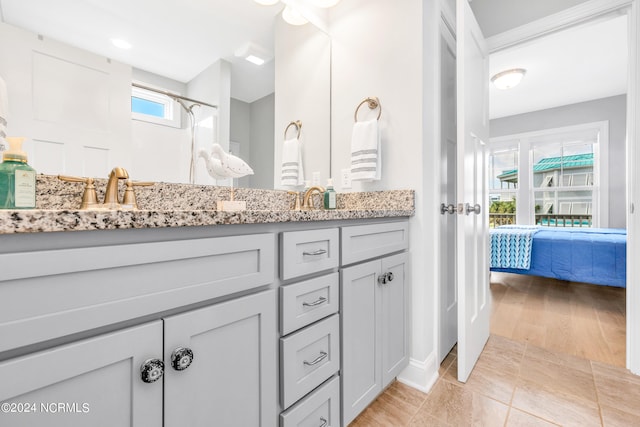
[131, 82, 218, 109]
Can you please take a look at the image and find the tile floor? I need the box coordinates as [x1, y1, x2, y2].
[349, 275, 636, 426]
[350, 335, 640, 426]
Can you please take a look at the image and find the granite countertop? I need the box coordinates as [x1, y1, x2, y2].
[0, 175, 415, 234]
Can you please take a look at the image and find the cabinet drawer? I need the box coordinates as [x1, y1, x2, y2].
[0, 233, 275, 353]
[280, 314, 340, 409]
[341, 221, 409, 266]
[280, 228, 339, 280]
[280, 272, 339, 336]
[280, 375, 340, 427]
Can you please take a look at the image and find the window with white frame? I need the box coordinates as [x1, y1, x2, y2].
[488, 121, 609, 227]
[131, 85, 181, 128]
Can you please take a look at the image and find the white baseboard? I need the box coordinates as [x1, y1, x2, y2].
[397, 352, 439, 393]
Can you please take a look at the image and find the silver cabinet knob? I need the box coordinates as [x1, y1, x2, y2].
[140, 358, 164, 383]
[171, 347, 194, 371]
[378, 272, 394, 285]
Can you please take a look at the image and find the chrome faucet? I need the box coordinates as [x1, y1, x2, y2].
[103, 167, 129, 209]
[302, 186, 326, 210]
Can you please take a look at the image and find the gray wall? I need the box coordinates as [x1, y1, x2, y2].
[230, 93, 275, 189]
[491, 95, 627, 228]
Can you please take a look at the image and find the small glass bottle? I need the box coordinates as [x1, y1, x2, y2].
[0, 137, 36, 209]
[324, 178, 336, 210]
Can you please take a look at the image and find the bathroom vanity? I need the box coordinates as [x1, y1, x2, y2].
[0, 181, 413, 427]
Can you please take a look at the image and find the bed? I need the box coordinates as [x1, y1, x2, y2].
[490, 226, 627, 288]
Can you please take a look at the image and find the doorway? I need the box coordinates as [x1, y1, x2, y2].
[439, 0, 639, 376]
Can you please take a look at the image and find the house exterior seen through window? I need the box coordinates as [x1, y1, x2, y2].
[489, 122, 608, 228]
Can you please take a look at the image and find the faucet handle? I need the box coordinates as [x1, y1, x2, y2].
[287, 190, 302, 211]
[57, 175, 99, 210]
[122, 180, 154, 210]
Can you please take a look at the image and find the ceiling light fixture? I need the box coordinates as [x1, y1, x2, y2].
[235, 42, 272, 66]
[282, 5, 309, 25]
[111, 38, 132, 50]
[491, 68, 527, 90]
[253, 0, 280, 5]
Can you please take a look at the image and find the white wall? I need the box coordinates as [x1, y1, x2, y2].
[491, 95, 627, 228]
[274, 17, 331, 189]
[0, 22, 132, 178]
[131, 69, 191, 183]
[329, 0, 438, 391]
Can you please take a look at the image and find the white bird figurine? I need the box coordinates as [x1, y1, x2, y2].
[198, 149, 227, 180]
[199, 144, 254, 179]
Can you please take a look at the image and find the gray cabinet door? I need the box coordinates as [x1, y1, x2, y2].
[0, 321, 163, 427]
[163, 289, 277, 427]
[340, 259, 381, 426]
[381, 252, 409, 386]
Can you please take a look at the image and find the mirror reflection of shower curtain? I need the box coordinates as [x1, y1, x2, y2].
[191, 105, 221, 185]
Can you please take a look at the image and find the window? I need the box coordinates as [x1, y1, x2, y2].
[489, 122, 608, 227]
[489, 143, 519, 226]
[131, 85, 181, 128]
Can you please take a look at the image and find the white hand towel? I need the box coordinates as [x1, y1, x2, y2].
[281, 138, 304, 186]
[350, 119, 380, 181]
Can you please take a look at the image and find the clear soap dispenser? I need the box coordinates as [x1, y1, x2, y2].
[0, 137, 36, 209]
[323, 178, 337, 210]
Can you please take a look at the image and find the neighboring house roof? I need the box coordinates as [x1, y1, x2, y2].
[533, 153, 594, 173]
[496, 153, 594, 181]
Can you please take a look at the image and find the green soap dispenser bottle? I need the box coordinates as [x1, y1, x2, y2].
[0, 137, 36, 209]
[323, 178, 336, 210]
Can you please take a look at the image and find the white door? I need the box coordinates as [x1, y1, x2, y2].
[439, 16, 458, 364]
[456, 0, 490, 383]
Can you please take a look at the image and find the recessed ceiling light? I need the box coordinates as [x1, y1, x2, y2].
[282, 5, 308, 26]
[111, 38, 132, 50]
[254, 0, 280, 5]
[245, 55, 265, 66]
[235, 42, 272, 66]
[491, 68, 527, 90]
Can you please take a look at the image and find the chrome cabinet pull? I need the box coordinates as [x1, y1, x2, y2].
[303, 351, 328, 366]
[302, 248, 328, 256]
[171, 347, 194, 371]
[319, 417, 328, 427]
[387, 272, 394, 282]
[303, 296, 327, 307]
[140, 358, 164, 383]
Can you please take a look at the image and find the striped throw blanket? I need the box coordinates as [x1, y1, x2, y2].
[490, 226, 540, 270]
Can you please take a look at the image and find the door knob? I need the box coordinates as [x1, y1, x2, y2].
[140, 358, 164, 383]
[378, 273, 387, 285]
[440, 203, 456, 215]
[465, 203, 481, 215]
[171, 347, 194, 371]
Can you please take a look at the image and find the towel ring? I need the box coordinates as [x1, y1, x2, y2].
[354, 97, 382, 122]
[284, 120, 302, 140]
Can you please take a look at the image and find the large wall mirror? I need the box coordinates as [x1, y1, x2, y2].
[0, 0, 331, 190]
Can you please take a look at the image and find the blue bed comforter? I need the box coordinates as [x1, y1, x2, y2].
[490, 227, 626, 288]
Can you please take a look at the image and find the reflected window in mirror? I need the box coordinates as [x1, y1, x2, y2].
[131, 85, 181, 128]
